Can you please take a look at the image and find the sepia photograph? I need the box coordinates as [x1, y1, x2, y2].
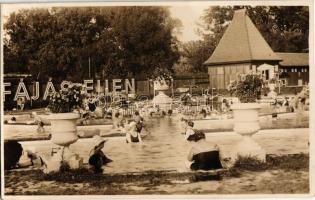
[1, 1, 313, 197]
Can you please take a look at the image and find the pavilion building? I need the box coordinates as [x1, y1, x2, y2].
[204, 9, 282, 89]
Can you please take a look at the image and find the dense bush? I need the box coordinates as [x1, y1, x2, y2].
[47, 83, 86, 113]
[228, 73, 264, 103]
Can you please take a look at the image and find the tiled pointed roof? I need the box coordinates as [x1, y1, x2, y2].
[204, 9, 281, 66]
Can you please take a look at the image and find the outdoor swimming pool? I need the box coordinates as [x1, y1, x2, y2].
[17, 116, 309, 174]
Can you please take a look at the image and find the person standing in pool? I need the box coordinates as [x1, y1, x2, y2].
[113, 110, 125, 131]
[134, 111, 144, 123]
[125, 121, 142, 143]
[134, 111, 144, 132]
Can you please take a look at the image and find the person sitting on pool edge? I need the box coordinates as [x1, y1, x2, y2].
[126, 121, 142, 143]
[187, 131, 223, 171]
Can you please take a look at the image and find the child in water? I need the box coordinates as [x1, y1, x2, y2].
[88, 135, 112, 173]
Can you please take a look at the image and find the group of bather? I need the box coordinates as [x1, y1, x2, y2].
[5, 109, 225, 174]
[5, 91, 226, 173]
[112, 110, 145, 143]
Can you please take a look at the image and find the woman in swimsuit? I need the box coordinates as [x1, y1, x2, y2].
[187, 131, 222, 171]
[126, 121, 142, 143]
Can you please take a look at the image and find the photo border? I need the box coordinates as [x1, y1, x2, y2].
[0, 1, 314, 199]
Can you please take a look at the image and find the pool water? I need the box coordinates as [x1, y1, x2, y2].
[87, 117, 192, 173]
[18, 116, 309, 174]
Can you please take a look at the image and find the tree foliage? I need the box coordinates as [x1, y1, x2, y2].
[202, 6, 309, 52]
[180, 40, 213, 73]
[4, 7, 180, 81]
[182, 6, 309, 73]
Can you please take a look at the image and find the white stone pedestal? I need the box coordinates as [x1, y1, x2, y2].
[231, 103, 266, 162]
[44, 113, 83, 173]
[234, 135, 266, 162]
[152, 91, 172, 111]
[44, 146, 83, 173]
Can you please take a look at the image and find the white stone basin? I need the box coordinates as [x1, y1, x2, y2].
[152, 91, 173, 111]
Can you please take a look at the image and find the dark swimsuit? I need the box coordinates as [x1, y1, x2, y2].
[88, 102, 96, 112]
[190, 150, 222, 171]
[89, 151, 113, 173]
[126, 133, 140, 143]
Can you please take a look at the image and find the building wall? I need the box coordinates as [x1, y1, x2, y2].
[208, 63, 251, 89]
[136, 74, 209, 96]
[279, 66, 309, 86]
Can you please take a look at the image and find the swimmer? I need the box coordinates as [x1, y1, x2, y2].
[37, 121, 45, 134]
[184, 121, 195, 141]
[88, 135, 112, 173]
[126, 121, 142, 143]
[134, 111, 144, 124]
[8, 117, 17, 124]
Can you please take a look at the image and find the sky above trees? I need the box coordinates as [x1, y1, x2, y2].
[3, 4, 205, 42]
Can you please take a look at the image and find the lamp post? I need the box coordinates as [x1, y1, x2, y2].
[88, 57, 91, 78]
[211, 88, 216, 111]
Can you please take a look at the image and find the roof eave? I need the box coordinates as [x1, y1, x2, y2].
[279, 64, 309, 67]
[204, 59, 282, 66]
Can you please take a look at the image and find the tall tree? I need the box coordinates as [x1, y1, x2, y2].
[180, 40, 212, 73]
[182, 6, 309, 73]
[4, 6, 180, 81]
[107, 7, 180, 78]
[201, 6, 309, 53]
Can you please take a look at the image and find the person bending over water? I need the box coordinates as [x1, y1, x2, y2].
[126, 121, 142, 143]
[187, 131, 222, 171]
